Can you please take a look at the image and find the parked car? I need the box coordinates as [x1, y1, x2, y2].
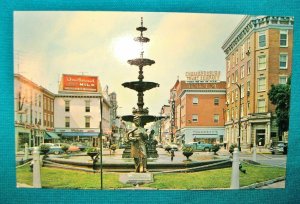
[164, 143, 178, 151]
[75, 143, 87, 151]
[186, 142, 212, 152]
[269, 142, 288, 155]
[28, 143, 64, 155]
[48, 146, 64, 155]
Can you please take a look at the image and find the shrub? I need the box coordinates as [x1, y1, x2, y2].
[229, 144, 238, 154]
[61, 145, 69, 153]
[86, 147, 99, 154]
[182, 145, 194, 153]
[110, 144, 117, 151]
[39, 144, 50, 155]
[211, 144, 220, 155]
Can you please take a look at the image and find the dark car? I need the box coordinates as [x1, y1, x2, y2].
[270, 142, 288, 155]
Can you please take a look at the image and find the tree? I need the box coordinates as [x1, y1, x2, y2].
[268, 76, 291, 136]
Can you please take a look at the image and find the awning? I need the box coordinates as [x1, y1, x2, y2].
[61, 132, 100, 137]
[44, 132, 60, 139]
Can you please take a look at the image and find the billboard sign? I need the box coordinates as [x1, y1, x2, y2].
[185, 71, 221, 83]
[61, 74, 99, 92]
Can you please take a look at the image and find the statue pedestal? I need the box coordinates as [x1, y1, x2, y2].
[119, 172, 154, 185]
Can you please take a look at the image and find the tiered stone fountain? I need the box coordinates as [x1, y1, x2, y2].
[121, 17, 159, 159]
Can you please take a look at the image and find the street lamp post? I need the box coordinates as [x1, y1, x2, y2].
[233, 82, 241, 151]
[169, 90, 176, 143]
[99, 96, 103, 190]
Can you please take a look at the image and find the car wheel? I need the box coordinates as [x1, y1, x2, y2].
[204, 147, 209, 152]
[54, 151, 60, 155]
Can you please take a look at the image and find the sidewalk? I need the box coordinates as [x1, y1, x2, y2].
[257, 180, 285, 189]
[17, 183, 33, 188]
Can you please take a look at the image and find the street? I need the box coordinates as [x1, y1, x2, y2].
[240, 153, 287, 168]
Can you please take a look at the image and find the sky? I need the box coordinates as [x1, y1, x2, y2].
[14, 11, 244, 116]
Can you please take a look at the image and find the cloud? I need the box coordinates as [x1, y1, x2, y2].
[14, 11, 244, 116]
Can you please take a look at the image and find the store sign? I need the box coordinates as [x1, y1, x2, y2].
[185, 71, 221, 83]
[61, 74, 98, 92]
[193, 130, 218, 135]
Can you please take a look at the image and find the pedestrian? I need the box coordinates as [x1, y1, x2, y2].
[170, 149, 175, 162]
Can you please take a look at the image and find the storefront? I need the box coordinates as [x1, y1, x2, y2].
[181, 127, 225, 144]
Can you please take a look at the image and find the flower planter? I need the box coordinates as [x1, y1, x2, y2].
[183, 152, 193, 160]
[87, 152, 98, 160]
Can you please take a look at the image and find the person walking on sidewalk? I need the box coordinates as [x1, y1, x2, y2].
[170, 149, 175, 162]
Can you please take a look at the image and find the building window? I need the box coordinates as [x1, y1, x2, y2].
[34, 111, 37, 124]
[65, 117, 70, 128]
[241, 104, 244, 117]
[235, 50, 239, 64]
[241, 84, 244, 98]
[214, 97, 219, 106]
[257, 99, 266, 113]
[43, 96, 47, 109]
[47, 114, 50, 127]
[279, 76, 288, 84]
[231, 108, 234, 120]
[51, 100, 53, 112]
[85, 100, 90, 112]
[227, 77, 231, 88]
[241, 65, 245, 79]
[247, 60, 251, 75]
[192, 114, 198, 122]
[231, 91, 234, 103]
[258, 55, 266, 70]
[227, 60, 230, 72]
[279, 54, 288, 69]
[235, 107, 238, 119]
[65, 100, 70, 112]
[235, 70, 238, 82]
[38, 95, 41, 107]
[247, 102, 250, 115]
[241, 44, 245, 60]
[259, 31, 266, 48]
[34, 93, 38, 106]
[47, 98, 50, 111]
[247, 38, 251, 51]
[235, 89, 238, 100]
[39, 113, 42, 125]
[44, 114, 46, 126]
[192, 97, 198, 104]
[85, 116, 90, 128]
[257, 77, 266, 92]
[280, 30, 288, 47]
[213, 114, 219, 123]
[51, 115, 53, 127]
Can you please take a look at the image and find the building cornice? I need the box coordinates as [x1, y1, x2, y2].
[179, 89, 226, 98]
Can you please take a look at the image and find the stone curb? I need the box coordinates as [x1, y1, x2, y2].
[240, 176, 285, 189]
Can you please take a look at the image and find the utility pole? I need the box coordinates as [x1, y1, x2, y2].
[232, 82, 241, 151]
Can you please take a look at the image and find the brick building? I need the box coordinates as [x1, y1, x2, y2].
[14, 74, 56, 151]
[222, 16, 293, 149]
[170, 77, 226, 145]
[54, 74, 111, 147]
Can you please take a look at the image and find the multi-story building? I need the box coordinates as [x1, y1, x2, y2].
[14, 74, 55, 151]
[54, 74, 111, 147]
[159, 104, 171, 144]
[222, 16, 293, 149]
[170, 72, 226, 145]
